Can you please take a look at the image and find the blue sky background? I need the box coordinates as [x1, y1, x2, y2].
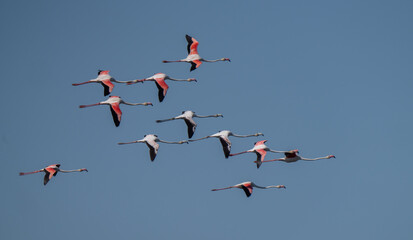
[1, 0, 412, 239]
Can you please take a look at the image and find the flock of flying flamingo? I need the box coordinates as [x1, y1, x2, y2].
[19, 35, 335, 197]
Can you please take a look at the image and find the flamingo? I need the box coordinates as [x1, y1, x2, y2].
[79, 96, 152, 127]
[156, 111, 223, 138]
[212, 182, 286, 198]
[72, 70, 124, 96]
[118, 134, 188, 161]
[126, 73, 197, 102]
[188, 130, 263, 158]
[229, 140, 290, 169]
[258, 149, 336, 164]
[162, 34, 230, 71]
[19, 164, 88, 185]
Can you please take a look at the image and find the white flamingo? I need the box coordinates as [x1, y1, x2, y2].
[163, 35, 230, 71]
[118, 134, 188, 161]
[212, 181, 286, 197]
[156, 111, 223, 138]
[230, 140, 290, 168]
[188, 130, 263, 158]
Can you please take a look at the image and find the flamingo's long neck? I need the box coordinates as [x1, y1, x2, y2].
[167, 77, 196, 82]
[158, 140, 187, 144]
[122, 102, 151, 106]
[301, 156, 330, 161]
[202, 59, 222, 62]
[232, 133, 259, 138]
[194, 114, 222, 118]
[59, 169, 83, 173]
[268, 149, 288, 153]
[261, 158, 284, 163]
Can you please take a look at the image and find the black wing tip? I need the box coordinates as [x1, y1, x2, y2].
[241, 186, 252, 197]
[109, 107, 121, 127]
[188, 131, 194, 138]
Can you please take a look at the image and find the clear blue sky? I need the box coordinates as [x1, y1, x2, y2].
[1, 0, 412, 239]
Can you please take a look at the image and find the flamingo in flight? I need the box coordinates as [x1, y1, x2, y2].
[79, 96, 152, 127]
[118, 134, 188, 161]
[72, 70, 124, 96]
[156, 111, 223, 138]
[229, 140, 290, 169]
[163, 35, 230, 71]
[19, 164, 88, 185]
[126, 73, 197, 102]
[257, 149, 336, 164]
[188, 130, 263, 158]
[212, 182, 286, 198]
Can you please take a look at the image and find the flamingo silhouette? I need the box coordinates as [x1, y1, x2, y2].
[163, 35, 230, 71]
[19, 164, 88, 185]
[72, 70, 124, 96]
[188, 130, 263, 158]
[258, 150, 336, 164]
[126, 73, 197, 102]
[79, 96, 152, 127]
[118, 134, 188, 161]
[212, 181, 286, 197]
[156, 111, 223, 138]
[229, 140, 290, 168]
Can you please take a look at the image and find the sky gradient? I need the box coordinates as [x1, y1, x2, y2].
[1, 0, 412, 239]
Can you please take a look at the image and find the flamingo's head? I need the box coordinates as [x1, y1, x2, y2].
[221, 58, 231, 62]
[187, 78, 197, 82]
[328, 155, 336, 159]
[256, 132, 264, 136]
[80, 168, 88, 172]
[277, 185, 286, 189]
[144, 102, 153, 106]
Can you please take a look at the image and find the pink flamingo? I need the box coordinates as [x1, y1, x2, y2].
[258, 150, 336, 164]
[229, 140, 290, 169]
[126, 73, 197, 102]
[79, 96, 152, 127]
[19, 164, 88, 185]
[188, 130, 263, 158]
[118, 134, 188, 161]
[156, 111, 223, 138]
[212, 182, 286, 198]
[72, 70, 124, 96]
[163, 35, 230, 71]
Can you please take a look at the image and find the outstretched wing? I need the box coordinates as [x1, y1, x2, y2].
[184, 118, 197, 138]
[284, 151, 297, 158]
[43, 167, 57, 186]
[186, 35, 199, 55]
[145, 141, 159, 161]
[255, 149, 267, 169]
[241, 185, 252, 197]
[219, 136, 231, 158]
[190, 60, 202, 72]
[109, 103, 122, 127]
[100, 79, 114, 96]
[154, 78, 169, 102]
